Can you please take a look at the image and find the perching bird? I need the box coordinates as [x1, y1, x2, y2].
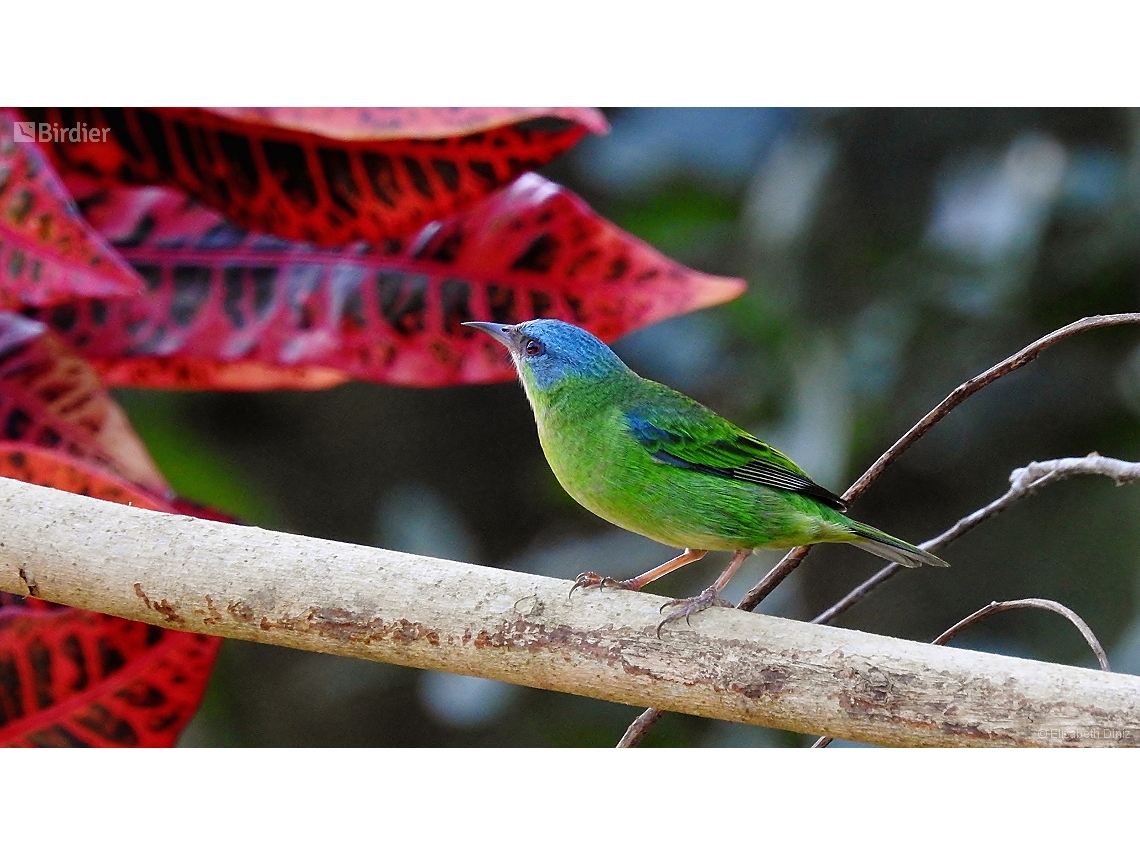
[466, 319, 946, 630]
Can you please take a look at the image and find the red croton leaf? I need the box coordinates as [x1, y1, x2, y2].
[0, 109, 144, 309]
[0, 313, 223, 746]
[0, 311, 167, 492]
[28, 173, 745, 390]
[0, 589, 220, 747]
[20, 106, 608, 247]
[0, 443, 170, 508]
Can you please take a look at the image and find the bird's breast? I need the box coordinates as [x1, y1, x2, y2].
[534, 402, 717, 548]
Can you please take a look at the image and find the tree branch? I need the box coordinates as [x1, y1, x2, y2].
[930, 598, 1111, 670]
[743, 313, 1140, 615]
[813, 453, 1140, 626]
[811, 597, 1113, 747]
[2, 477, 1139, 747]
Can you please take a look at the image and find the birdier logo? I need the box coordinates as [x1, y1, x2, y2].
[12, 121, 111, 143]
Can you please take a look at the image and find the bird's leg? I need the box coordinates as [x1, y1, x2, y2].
[656, 549, 751, 636]
[571, 549, 708, 597]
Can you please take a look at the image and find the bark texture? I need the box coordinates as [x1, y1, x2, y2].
[1, 477, 1138, 746]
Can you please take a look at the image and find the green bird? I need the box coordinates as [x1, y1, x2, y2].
[466, 319, 946, 629]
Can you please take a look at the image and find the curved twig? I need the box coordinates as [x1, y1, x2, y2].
[617, 313, 1140, 748]
[931, 598, 1111, 669]
[811, 596, 1111, 747]
[847, 313, 1140, 498]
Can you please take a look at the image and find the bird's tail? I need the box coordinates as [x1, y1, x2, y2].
[844, 520, 948, 568]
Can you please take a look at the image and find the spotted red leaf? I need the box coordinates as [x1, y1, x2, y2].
[0, 311, 167, 492]
[0, 110, 144, 309]
[30, 174, 745, 389]
[0, 592, 220, 747]
[0, 443, 170, 507]
[0, 318, 224, 747]
[21, 106, 608, 247]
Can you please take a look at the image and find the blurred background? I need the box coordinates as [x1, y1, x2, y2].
[116, 108, 1140, 746]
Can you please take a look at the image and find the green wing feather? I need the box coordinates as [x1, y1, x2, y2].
[623, 381, 848, 512]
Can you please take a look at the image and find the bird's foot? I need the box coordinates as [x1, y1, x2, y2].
[656, 585, 733, 637]
[570, 573, 638, 598]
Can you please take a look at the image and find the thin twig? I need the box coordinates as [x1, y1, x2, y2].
[931, 598, 1111, 670]
[617, 708, 664, 747]
[812, 454, 1140, 626]
[846, 313, 1140, 499]
[811, 596, 1112, 747]
[742, 313, 1140, 615]
[617, 313, 1140, 748]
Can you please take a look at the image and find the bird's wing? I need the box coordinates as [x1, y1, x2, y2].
[623, 389, 848, 512]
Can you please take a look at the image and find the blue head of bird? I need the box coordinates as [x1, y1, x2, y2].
[465, 320, 630, 405]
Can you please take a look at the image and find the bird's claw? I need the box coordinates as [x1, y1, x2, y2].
[570, 572, 637, 599]
[656, 586, 732, 637]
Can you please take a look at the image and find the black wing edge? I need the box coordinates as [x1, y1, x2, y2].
[653, 451, 848, 512]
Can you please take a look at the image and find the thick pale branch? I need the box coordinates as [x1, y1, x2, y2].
[812, 596, 1113, 748]
[2, 477, 1139, 747]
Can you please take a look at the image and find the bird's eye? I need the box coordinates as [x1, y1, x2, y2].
[524, 338, 545, 356]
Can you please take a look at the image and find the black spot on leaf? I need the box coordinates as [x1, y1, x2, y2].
[468, 160, 497, 186]
[441, 279, 472, 334]
[402, 156, 434, 200]
[4, 409, 31, 440]
[28, 639, 52, 709]
[76, 703, 139, 746]
[264, 140, 319, 210]
[362, 153, 399, 208]
[49, 304, 78, 333]
[377, 271, 427, 335]
[217, 130, 260, 196]
[101, 109, 143, 162]
[135, 109, 174, 176]
[487, 285, 517, 324]
[318, 147, 360, 216]
[61, 634, 88, 691]
[431, 158, 460, 192]
[0, 651, 24, 726]
[512, 234, 559, 273]
[98, 639, 126, 677]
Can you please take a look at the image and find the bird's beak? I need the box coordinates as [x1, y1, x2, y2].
[463, 321, 518, 351]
